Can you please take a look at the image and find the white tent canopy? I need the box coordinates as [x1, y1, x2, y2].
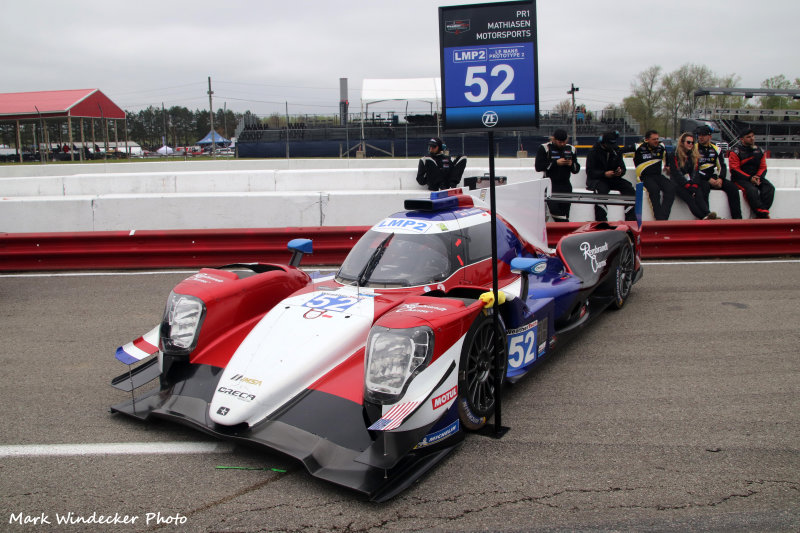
[360, 78, 441, 105]
[156, 145, 175, 155]
[359, 78, 442, 150]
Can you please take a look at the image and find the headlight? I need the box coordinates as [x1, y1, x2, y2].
[364, 326, 433, 404]
[160, 292, 205, 355]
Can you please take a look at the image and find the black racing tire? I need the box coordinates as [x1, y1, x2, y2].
[457, 312, 507, 431]
[612, 235, 635, 310]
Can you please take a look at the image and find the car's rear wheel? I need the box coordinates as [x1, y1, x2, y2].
[612, 236, 635, 309]
[457, 313, 507, 431]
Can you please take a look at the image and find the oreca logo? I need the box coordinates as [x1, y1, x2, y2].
[482, 111, 498, 127]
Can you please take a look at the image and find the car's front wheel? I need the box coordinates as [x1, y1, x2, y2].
[457, 313, 507, 431]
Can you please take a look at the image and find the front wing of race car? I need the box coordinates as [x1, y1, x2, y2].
[111, 354, 466, 502]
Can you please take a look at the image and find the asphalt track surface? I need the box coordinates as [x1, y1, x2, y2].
[1, 260, 798, 532]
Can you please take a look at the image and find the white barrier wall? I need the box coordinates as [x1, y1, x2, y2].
[1, 159, 799, 232]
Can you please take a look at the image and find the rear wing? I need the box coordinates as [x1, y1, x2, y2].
[549, 183, 644, 228]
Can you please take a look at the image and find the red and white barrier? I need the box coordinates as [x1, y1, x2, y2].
[2, 220, 798, 272]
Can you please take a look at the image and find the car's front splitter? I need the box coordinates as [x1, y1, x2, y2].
[110, 365, 463, 501]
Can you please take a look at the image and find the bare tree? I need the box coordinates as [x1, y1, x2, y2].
[658, 64, 716, 137]
[623, 65, 662, 131]
[554, 98, 574, 117]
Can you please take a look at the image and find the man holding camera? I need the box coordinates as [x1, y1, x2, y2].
[535, 129, 581, 222]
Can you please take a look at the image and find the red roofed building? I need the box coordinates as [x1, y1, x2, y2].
[0, 89, 128, 162]
[0, 89, 125, 120]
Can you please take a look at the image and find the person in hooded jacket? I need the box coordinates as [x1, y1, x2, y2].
[585, 131, 636, 221]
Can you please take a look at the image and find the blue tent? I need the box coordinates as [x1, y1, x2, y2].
[196, 131, 230, 146]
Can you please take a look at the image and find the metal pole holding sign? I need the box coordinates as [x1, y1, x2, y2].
[439, 0, 538, 438]
[487, 130, 505, 436]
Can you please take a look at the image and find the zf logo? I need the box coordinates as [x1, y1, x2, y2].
[482, 111, 498, 128]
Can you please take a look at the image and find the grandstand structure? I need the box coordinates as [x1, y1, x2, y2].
[234, 107, 640, 159]
[686, 87, 800, 158]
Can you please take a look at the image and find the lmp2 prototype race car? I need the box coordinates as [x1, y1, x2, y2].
[111, 179, 642, 501]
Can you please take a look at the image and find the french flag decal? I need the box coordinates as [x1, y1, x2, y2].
[115, 327, 160, 365]
[367, 401, 421, 431]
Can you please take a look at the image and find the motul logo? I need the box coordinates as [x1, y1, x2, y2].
[432, 386, 457, 409]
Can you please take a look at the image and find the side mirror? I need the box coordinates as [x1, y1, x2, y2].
[510, 257, 548, 275]
[510, 257, 547, 302]
[288, 238, 313, 267]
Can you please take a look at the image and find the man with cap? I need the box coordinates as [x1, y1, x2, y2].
[728, 128, 774, 218]
[535, 128, 581, 222]
[415, 137, 467, 191]
[696, 125, 742, 219]
[585, 131, 637, 222]
[633, 129, 674, 220]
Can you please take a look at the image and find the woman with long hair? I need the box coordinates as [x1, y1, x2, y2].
[670, 132, 717, 219]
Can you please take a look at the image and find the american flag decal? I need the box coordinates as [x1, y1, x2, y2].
[367, 401, 421, 431]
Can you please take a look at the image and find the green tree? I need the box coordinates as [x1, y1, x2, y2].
[759, 74, 797, 109]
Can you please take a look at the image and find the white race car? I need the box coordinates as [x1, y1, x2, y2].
[111, 179, 642, 501]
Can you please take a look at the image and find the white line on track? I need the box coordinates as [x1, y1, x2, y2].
[0, 442, 234, 458]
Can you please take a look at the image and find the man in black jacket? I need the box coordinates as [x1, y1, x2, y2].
[535, 129, 581, 222]
[696, 125, 741, 219]
[585, 131, 636, 221]
[415, 137, 467, 191]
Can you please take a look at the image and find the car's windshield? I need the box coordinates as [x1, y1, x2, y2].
[336, 230, 455, 287]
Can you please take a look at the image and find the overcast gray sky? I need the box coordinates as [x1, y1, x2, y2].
[2, 0, 797, 117]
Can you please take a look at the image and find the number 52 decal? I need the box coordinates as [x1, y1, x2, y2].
[507, 322, 538, 369]
[303, 294, 361, 313]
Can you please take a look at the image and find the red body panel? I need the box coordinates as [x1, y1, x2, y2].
[172, 266, 312, 368]
[308, 348, 366, 404]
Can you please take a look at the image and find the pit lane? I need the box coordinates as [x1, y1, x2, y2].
[1, 260, 798, 532]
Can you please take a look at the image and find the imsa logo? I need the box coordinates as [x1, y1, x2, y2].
[230, 374, 263, 387]
[431, 386, 457, 409]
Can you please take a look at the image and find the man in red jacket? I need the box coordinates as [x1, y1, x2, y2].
[728, 129, 775, 218]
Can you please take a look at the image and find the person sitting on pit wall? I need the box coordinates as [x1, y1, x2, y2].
[728, 128, 775, 219]
[585, 131, 637, 222]
[633, 129, 675, 221]
[669, 132, 717, 220]
[696, 125, 741, 219]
